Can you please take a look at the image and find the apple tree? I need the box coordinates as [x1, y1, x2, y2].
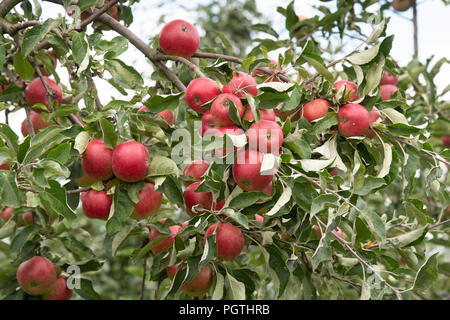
[0, 0, 449, 300]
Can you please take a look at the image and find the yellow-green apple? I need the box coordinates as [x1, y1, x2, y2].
[81, 139, 113, 181]
[185, 77, 221, 114]
[222, 72, 258, 98]
[131, 183, 162, 220]
[25, 77, 62, 110]
[247, 120, 284, 155]
[333, 80, 360, 102]
[204, 223, 245, 260]
[16, 256, 57, 295]
[112, 141, 149, 182]
[180, 266, 212, 296]
[338, 104, 370, 137]
[210, 93, 244, 127]
[159, 19, 200, 58]
[232, 149, 273, 191]
[81, 190, 112, 220]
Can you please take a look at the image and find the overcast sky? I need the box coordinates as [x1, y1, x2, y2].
[2, 0, 449, 137]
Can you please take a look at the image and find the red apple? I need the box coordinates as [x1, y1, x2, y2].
[16, 256, 57, 295]
[222, 72, 258, 98]
[302, 98, 330, 122]
[149, 223, 183, 254]
[247, 120, 284, 155]
[112, 141, 150, 182]
[159, 19, 200, 58]
[338, 104, 370, 137]
[333, 80, 360, 102]
[262, 181, 272, 196]
[166, 263, 183, 280]
[21, 211, 34, 225]
[204, 223, 244, 260]
[0, 207, 13, 221]
[180, 266, 212, 297]
[380, 84, 398, 100]
[210, 93, 244, 127]
[298, 15, 308, 22]
[232, 149, 273, 192]
[255, 214, 264, 223]
[131, 183, 162, 220]
[25, 77, 63, 110]
[441, 136, 450, 147]
[0, 163, 10, 170]
[185, 77, 220, 114]
[364, 107, 382, 139]
[42, 274, 73, 300]
[139, 106, 174, 126]
[183, 181, 213, 216]
[380, 72, 398, 86]
[242, 107, 276, 122]
[183, 160, 209, 186]
[20, 111, 52, 136]
[81, 190, 112, 220]
[392, 0, 411, 11]
[201, 110, 216, 136]
[204, 125, 245, 157]
[81, 139, 113, 181]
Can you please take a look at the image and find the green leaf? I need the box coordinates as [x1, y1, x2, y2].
[212, 271, 224, 300]
[229, 191, 269, 208]
[311, 237, 332, 270]
[10, 225, 39, 252]
[22, 19, 59, 58]
[71, 31, 89, 65]
[250, 24, 279, 38]
[112, 221, 138, 256]
[263, 244, 290, 298]
[310, 112, 338, 135]
[310, 194, 339, 217]
[104, 59, 144, 90]
[144, 92, 183, 113]
[100, 118, 118, 148]
[266, 185, 292, 217]
[74, 278, 102, 300]
[47, 143, 71, 165]
[39, 180, 77, 220]
[346, 42, 382, 65]
[413, 253, 438, 291]
[148, 156, 178, 177]
[13, 50, 35, 81]
[225, 272, 246, 300]
[303, 55, 334, 83]
[353, 176, 386, 196]
[0, 171, 21, 207]
[360, 210, 386, 243]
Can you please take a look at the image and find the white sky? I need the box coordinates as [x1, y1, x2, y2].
[2, 0, 449, 137]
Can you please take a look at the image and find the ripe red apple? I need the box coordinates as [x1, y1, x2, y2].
[180, 266, 212, 297]
[16, 256, 57, 295]
[255, 214, 264, 223]
[201, 110, 216, 136]
[380, 72, 398, 86]
[364, 107, 382, 139]
[222, 72, 258, 98]
[242, 107, 276, 122]
[380, 84, 398, 100]
[183, 181, 213, 216]
[333, 80, 360, 102]
[183, 160, 209, 186]
[338, 104, 370, 137]
[131, 183, 162, 220]
[112, 141, 150, 182]
[25, 77, 63, 110]
[441, 136, 450, 147]
[204, 223, 245, 260]
[232, 149, 273, 192]
[185, 77, 220, 114]
[205, 125, 245, 157]
[0, 207, 13, 221]
[21, 211, 34, 225]
[20, 111, 52, 136]
[247, 120, 284, 155]
[262, 181, 272, 196]
[81, 139, 113, 181]
[0, 163, 10, 170]
[159, 19, 200, 58]
[81, 190, 112, 220]
[210, 93, 244, 127]
[42, 274, 73, 300]
[302, 98, 331, 122]
[138, 106, 175, 126]
[149, 223, 183, 254]
[392, 0, 411, 11]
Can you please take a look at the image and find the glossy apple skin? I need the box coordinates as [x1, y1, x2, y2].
[183, 160, 210, 186]
[183, 181, 213, 216]
[185, 77, 220, 114]
[364, 107, 382, 139]
[248, 120, 284, 155]
[159, 19, 200, 58]
[302, 99, 330, 122]
[21, 111, 52, 136]
[81, 190, 112, 220]
[333, 80, 360, 102]
[131, 183, 162, 220]
[149, 224, 183, 254]
[210, 93, 244, 127]
[42, 275, 73, 300]
[201, 110, 215, 136]
[441, 136, 450, 147]
[180, 266, 212, 296]
[81, 139, 113, 181]
[25, 77, 62, 110]
[262, 182, 272, 196]
[204, 223, 244, 260]
[380, 84, 398, 101]
[392, 0, 411, 11]
[222, 72, 258, 98]
[338, 104, 370, 137]
[112, 141, 150, 182]
[242, 107, 276, 122]
[16, 256, 57, 295]
[380, 72, 398, 86]
[232, 149, 273, 192]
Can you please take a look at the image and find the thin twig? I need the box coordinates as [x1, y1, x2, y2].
[78, 0, 120, 29]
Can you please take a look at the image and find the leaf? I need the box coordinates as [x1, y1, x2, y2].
[391, 226, 427, 247]
[39, 180, 77, 220]
[0, 124, 19, 154]
[303, 55, 334, 83]
[100, 118, 118, 148]
[310, 112, 338, 135]
[360, 210, 386, 243]
[366, 19, 386, 44]
[148, 156, 178, 177]
[225, 272, 246, 300]
[0, 218, 16, 239]
[381, 108, 408, 125]
[74, 278, 102, 300]
[353, 176, 386, 196]
[13, 50, 35, 81]
[71, 31, 89, 66]
[104, 59, 143, 90]
[112, 221, 138, 256]
[10, 225, 39, 252]
[263, 244, 290, 298]
[311, 237, 332, 270]
[266, 185, 292, 217]
[212, 271, 224, 300]
[144, 92, 183, 113]
[106, 188, 133, 235]
[229, 191, 270, 208]
[413, 253, 438, 291]
[0, 171, 21, 207]
[310, 194, 339, 217]
[250, 24, 279, 38]
[74, 131, 90, 154]
[377, 142, 392, 178]
[22, 19, 59, 58]
[360, 281, 371, 300]
[346, 42, 382, 65]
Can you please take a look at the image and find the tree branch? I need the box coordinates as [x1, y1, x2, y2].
[78, 0, 120, 29]
[412, 0, 419, 59]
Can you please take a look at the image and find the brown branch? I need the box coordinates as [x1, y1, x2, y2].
[78, 0, 120, 29]
[139, 254, 148, 300]
[0, 0, 24, 18]
[412, 0, 419, 59]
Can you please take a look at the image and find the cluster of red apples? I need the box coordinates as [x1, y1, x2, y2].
[15, 256, 73, 300]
